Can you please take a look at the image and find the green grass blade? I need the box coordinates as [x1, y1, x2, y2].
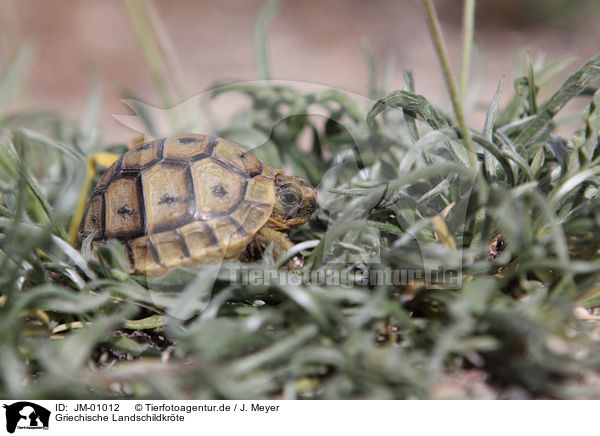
[515, 54, 600, 146]
[253, 0, 278, 80]
[362, 37, 379, 100]
[368, 90, 449, 131]
[0, 45, 32, 112]
[402, 70, 421, 142]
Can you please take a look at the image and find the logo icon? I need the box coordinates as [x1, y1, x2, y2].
[2, 402, 50, 434]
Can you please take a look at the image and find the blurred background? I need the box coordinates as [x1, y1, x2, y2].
[1, 0, 599, 143]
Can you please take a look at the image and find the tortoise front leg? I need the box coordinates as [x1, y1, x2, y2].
[254, 226, 304, 268]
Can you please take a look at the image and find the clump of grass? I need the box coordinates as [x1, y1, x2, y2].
[2, 0, 600, 399]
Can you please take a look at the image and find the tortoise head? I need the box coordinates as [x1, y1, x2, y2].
[271, 175, 317, 228]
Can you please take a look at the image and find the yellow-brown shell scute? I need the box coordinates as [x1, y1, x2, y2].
[79, 134, 276, 275]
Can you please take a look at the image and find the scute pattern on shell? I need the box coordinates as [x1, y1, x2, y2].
[79, 134, 278, 275]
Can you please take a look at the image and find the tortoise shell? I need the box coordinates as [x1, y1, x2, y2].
[79, 134, 281, 275]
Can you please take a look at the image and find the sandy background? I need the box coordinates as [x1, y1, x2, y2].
[2, 0, 599, 143]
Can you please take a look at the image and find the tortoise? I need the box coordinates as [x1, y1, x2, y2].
[78, 133, 317, 275]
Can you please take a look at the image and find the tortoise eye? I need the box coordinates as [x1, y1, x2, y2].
[282, 191, 299, 205]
